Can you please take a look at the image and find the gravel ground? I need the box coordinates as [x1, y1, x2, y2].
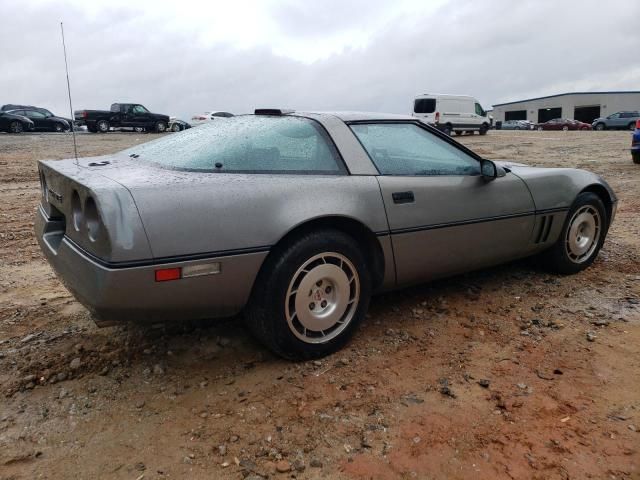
[0, 130, 639, 480]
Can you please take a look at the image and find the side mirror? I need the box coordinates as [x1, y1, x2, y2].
[481, 159, 506, 180]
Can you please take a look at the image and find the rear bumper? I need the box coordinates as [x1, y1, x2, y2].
[35, 206, 266, 324]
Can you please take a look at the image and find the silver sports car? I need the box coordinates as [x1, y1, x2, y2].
[36, 110, 617, 359]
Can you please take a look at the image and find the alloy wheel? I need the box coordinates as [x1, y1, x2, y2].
[285, 252, 360, 344]
[565, 205, 601, 264]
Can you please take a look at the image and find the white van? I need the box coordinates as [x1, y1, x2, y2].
[412, 94, 490, 135]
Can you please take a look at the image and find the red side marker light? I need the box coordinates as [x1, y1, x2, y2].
[155, 267, 181, 282]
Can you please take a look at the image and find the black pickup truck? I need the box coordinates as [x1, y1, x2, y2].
[74, 103, 170, 133]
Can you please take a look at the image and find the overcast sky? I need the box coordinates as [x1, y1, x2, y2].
[2, 0, 639, 119]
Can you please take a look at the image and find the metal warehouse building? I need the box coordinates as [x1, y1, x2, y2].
[492, 91, 640, 124]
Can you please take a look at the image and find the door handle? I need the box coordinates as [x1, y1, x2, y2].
[392, 191, 415, 204]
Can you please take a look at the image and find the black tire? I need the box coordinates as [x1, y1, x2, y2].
[155, 121, 167, 133]
[54, 123, 64, 133]
[633, 152, 640, 164]
[245, 229, 372, 360]
[171, 123, 182, 132]
[96, 120, 110, 133]
[443, 124, 453, 136]
[595, 123, 605, 131]
[479, 124, 488, 135]
[454, 131, 462, 136]
[9, 121, 24, 133]
[539, 192, 607, 275]
[629, 122, 636, 131]
[515, 126, 521, 130]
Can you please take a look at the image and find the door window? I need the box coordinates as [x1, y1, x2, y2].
[350, 123, 480, 176]
[132, 105, 149, 114]
[25, 110, 46, 118]
[413, 99, 436, 114]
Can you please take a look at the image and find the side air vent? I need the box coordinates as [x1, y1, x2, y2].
[535, 215, 554, 243]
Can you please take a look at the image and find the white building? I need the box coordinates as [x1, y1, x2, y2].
[492, 91, 640, 124]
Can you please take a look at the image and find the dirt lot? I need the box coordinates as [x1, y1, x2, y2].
[0, 130, 639, 480]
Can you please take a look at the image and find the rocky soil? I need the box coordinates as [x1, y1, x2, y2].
[0, 130, 638, 479]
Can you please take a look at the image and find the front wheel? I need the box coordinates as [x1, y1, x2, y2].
[595, 123, 605, 131]
[245, 230, 371, 360]
[155, 121, 167, 133]
[54, 123, 65, 133]
[540, 192, 607, 274]
[629, 122, 636, 131]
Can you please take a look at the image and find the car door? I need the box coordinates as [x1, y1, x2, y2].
[23, 109, 47, 130]
[349, 122, 536, 286]
[607, 113, 622, 128]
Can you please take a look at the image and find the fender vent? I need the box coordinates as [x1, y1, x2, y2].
[535, 215, 554, 243]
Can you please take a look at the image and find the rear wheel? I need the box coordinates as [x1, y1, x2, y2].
[96, 120, 110, 133]
[540, 192, 607, 274]
[245, 229, 371, 360]
[562, 125, 569, 131]
[171, 123, 181, 132]
[537, 126, 543, 131]
[443, 124, 453, 136]
[9, 121, 23, 133]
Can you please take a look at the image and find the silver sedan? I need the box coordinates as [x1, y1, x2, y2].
[36, 110, 617, 359]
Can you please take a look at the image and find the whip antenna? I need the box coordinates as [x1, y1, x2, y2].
[60, 22, 79, 163]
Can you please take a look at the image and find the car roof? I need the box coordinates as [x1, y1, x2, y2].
[297, 111, 415, 122]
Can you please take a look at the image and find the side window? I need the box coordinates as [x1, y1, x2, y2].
[25, 110, 45, 118]
[474, 103, 484, 116]
[414, 99, 436, 114]
[609, 113, 620, 119]
[350, 123, 480, 176]
[132, 105, 147, 114]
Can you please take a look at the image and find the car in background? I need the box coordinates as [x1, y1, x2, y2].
[169, 118, 192, 132]
[0, 111, 35, 133]
[592, 111, 640, 131]
[2, 104, 74, 130]
[190, 110, 234, 126]
[5, 108, 70, 132]
[501, 120, 533, 130]
[632, 119, 640, 164]
[75, 103, 170, 133]
[412, 94, 490, 135]
[535, 118, 591, 131]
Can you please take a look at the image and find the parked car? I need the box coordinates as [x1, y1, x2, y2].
[412, 94, 490, 135]
[2, 104, 74, 128]
[169, 117, 192, 132]
[592, 111, 640, 131]
[0, 111, 35, 133]
[36, 110, 616, 359]
[632, 119, 640, 164]
[74, 103, 170, 133]
[5, 108, 70, 132]
[190, 110, 234, 126]
[501, 120, 533, 130]
[536, 118, 591, 131]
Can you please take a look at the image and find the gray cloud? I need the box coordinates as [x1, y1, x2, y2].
[1, 1, 638, 121]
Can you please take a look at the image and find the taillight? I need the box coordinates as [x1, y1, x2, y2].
[82, 111, 88, 119]
[435, 111, 440, 123]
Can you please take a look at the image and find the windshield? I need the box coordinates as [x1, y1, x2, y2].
[125, 115, 345, 174]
